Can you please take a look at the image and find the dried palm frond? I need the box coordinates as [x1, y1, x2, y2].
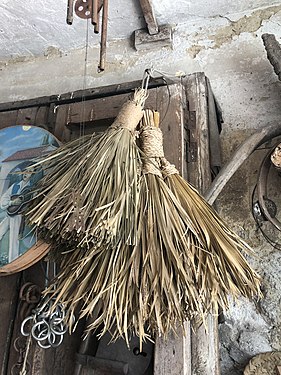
[161, 156, 262, 313]
[27, 89, 147, 249]
[44, 241, 145, 344]
[42, 107, 261, 349]
[128, 110, 206, 338]
[148, 110, 262, 315]
[43, 109, 205, 346]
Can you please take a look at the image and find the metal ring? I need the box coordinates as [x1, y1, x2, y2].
[21, 316, 34, 336]
[50, 321, 67, 335]
[49, 332, 64, 348]
[31, 321, 49, 341]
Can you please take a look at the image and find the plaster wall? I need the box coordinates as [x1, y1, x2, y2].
[1, 4, 281, 375]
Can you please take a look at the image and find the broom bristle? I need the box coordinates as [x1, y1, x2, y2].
[26, 92, 146, 249]
[38, 105, 261, 349]
[160, 157, 262, 315]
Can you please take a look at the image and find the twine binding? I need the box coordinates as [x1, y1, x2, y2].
[244, 352, 281, 374]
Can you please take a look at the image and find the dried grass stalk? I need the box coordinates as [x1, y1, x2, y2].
[27, 89, 147, 249]
[42, 108, 261, 349]
[161, 156, 262, 313]
[43, 110, 206, 346]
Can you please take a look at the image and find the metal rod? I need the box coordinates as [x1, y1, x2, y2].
[98, 0, 108, 72]
[94, 0, 103, 33]
[91, 0, 98, 25]
[66, 0, 74, 25]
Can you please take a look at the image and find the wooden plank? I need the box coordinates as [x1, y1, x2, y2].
[154, 83, 191, 375]
[0, 110, 18, 129]
[183, 72, 220, 375]
[184, 73, 212, 193]
[34, 106, 50, 127]
[0, 274, 21, 375]
[154, 327, 191, 375]
[0, 78, 171, 112]
[16, 107, 38, 125]
[139, 0, 158, 35]
[0, 106, 49, 130]
[191, 316, 220, 375]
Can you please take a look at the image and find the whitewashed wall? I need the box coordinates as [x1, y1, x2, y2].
[0, 4, 281, 374]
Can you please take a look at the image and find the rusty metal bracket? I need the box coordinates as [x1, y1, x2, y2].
[257, 141, 281, 231]
[75, 0, 92, 19]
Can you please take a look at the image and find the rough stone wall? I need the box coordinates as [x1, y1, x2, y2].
[0, 4, 281, 375]
[217, 130, 281, 374]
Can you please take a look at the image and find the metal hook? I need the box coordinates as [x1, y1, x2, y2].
[141, 68, 152, 92]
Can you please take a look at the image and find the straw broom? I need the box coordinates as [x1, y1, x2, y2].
[127, 110, 206, 339]
[151, 111, 262, 315]
[41, 109, 205, 346]
[27, 89, 147, 249]
[40, 109, 261, 347]
[162, 156, 262, 313]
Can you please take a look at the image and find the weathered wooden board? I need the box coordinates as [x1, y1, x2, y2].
[0, 106, 50, 133]
[0, 78, 169, 112]
[184, 72, 220, 375]
[154, 72, 221, 375]
[0, 273, 21, 375]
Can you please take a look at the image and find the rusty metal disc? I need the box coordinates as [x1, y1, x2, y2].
[75, 0, 92, 19]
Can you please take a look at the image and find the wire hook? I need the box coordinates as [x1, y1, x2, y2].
[141, 68, 152, 92]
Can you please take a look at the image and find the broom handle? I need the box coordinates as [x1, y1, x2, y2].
[153, 111, 160, 128]
[142, 109, 160, 128]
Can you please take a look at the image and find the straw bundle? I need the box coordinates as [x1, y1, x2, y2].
[160, 157, 261, 312]
[153, 121, 261, 315]
[45, 241, 145, 344]
[38, 105, 261, 349]
[27, 89, 147, 249]
[132, 111, 205, 336]
[42, 110, 206, 345]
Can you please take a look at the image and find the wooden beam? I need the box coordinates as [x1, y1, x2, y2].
[154, 73, 221, 375]
[184, 72, 220, 375]
[139, 0, 158, 35]
[0, 78, 171, 113]
[204, 123, 281, 205]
